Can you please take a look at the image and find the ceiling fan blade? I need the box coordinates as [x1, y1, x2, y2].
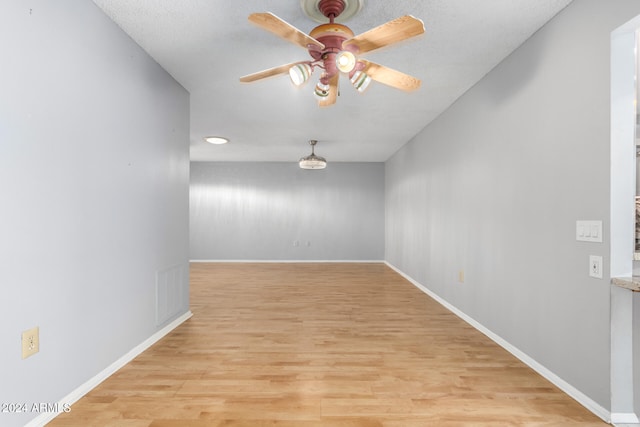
[318, 74, 339, 107]
[248, 12, 325, 51]
[239, 61, 305, 83]
[360, 60, 421, 92]
[343, 15, 424, 54]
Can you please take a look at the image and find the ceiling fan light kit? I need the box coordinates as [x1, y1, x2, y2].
[299, 140, 327, 170]
[240, 0, 425, 107]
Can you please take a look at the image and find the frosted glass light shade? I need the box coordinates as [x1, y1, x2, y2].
[289, 63, 313, 86]
[314, 81, 330, 100]
[299, 156, 327, 169]
[350, 71, 371, 93]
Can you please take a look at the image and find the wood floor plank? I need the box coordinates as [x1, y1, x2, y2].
[48, 262, 607, 426]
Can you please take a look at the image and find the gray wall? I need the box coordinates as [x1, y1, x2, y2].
[190, 162, 384, 261]
[385, 0, 640, 411]
[0, 2, 190, 426]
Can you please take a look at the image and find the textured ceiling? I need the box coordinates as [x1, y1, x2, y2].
[91, 0, 573, 162]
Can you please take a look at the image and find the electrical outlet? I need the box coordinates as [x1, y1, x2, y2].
[22, 327, 39, 359]
[589, 255, 603, 279]
[458, 270, 465, 283]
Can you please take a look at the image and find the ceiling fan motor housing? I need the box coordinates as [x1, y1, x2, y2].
[306, 0, 359, 81]
[309, 23, 356, 80]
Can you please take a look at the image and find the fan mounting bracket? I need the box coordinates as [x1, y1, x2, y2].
[318, 0, 344, 19]
[301, 0, 363, 24]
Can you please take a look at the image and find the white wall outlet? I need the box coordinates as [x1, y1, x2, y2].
[458, 270, 465, 283]
[589, 255, 603, 279]
[22, 326, 39, 359]
[576, 220, 603, 242]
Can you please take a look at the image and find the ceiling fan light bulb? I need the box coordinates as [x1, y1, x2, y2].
[336, 51, 356, 73]
[350, 70, 372, 93]
[289, 63, 313, 86]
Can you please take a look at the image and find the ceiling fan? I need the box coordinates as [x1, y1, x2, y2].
[239, 0, 425, 107]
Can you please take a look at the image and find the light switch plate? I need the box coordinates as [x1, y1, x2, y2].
[577, 220, 603, 242]
[22, 326, 39, 359]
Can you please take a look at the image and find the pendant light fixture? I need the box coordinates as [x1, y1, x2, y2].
[299, 140, 327, 169]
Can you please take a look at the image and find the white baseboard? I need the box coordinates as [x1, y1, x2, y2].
[189, 259, 385, 263]
[384, 261, 612, 424]
[26, 310, 193, 427]
[611, 412, 640, 425]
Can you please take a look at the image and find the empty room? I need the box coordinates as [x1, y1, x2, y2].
[2, 1, 640, 426]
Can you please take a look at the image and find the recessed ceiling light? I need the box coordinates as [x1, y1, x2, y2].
[204, 136, 229, 145]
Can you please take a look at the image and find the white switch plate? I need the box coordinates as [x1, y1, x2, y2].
[589, 255, 603, 279]
[576, 220, 603, 242]
[22, 326, 39, 359]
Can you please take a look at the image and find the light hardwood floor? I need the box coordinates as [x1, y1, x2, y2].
[48, 262, 607, 426]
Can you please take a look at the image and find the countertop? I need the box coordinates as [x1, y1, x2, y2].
[611, 276, 640, 292]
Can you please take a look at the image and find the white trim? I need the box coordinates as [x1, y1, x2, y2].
[189, 259, 385, 263]
[610, 16, 639, 422]
[26, 311, 193, 427]
[611, 412, 640, 425]
[384, 261, 612, 423]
